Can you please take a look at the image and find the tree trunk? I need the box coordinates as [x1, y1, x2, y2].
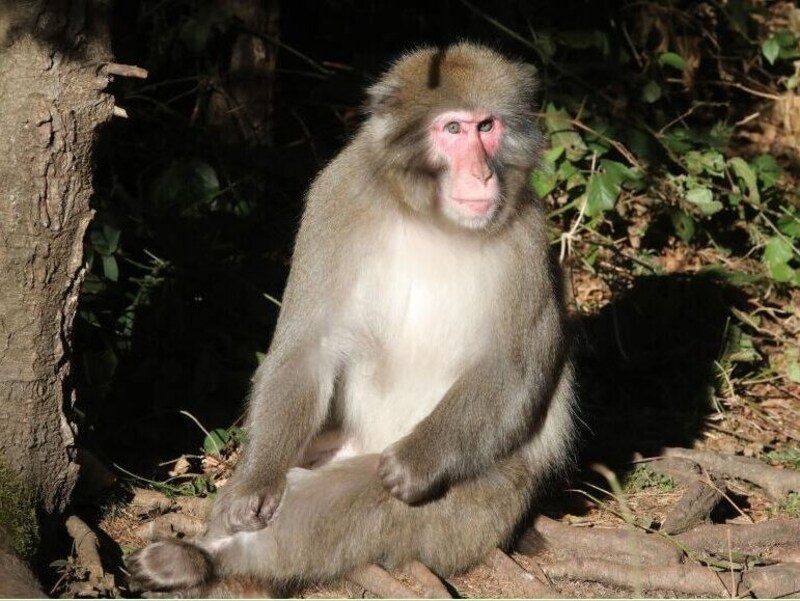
[206, 0, 280, 146]
[0, 0, 113, 532]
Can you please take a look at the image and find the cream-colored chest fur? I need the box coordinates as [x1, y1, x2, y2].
[335, 217, 507, 453]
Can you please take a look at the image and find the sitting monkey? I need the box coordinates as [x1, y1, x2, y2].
[127, 42, 577, 596]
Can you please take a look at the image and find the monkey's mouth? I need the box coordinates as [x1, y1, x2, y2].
[452, 198, 495, 215]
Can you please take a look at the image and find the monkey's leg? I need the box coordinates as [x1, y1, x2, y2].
[210, 453, 533, 584]
[127, 454, 532, 595]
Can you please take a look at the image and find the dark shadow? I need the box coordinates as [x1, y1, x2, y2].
[574, 272, 742, 466]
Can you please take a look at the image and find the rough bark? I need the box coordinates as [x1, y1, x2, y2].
[0, 0, 113, 520]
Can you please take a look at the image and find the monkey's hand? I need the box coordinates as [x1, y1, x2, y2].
[208, 477, 285, 535]
[378, 440, 443, 504]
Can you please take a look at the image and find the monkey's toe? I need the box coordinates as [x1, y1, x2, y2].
[126, 539, 213, 593]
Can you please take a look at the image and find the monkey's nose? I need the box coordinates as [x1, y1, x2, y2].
[471, 160, 493, 182]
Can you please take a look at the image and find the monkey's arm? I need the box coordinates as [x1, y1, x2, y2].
[208, 234, 344, 534]
[379, 301, 568, 504]
[208, 340, 332, 535]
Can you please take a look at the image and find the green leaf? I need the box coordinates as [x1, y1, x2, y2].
[752, 154, 782, 188]
[102, 225, 121, 254]
[101, 255, 119, 282]
[684, 150, 725, 177]
[787, 358, 800, 383]
[542, 145, 566, 164]
[763, 236, 795, 283]
[601, 159, 641, 187]
[662, 128, 693, 154]
[670, 210, 695, 243]
[658, 52, 687, 71]
[762, 37, 780, 64]
[544, 105, 588, 162]
[764, 236, 793, 265]
[727, 157, 760, 205]
[203, 428, 230, 457]
[530, 168, 557, 199]
[685, 187, 723, 215]
[642, 80, 662, 103]
[585, 173, 618, 217]
[778, 213, 800, 239]
[769, 262, 795, 283]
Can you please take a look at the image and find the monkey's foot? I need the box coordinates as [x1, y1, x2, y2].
[126, 539, 213, 595]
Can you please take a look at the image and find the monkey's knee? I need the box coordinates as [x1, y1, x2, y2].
[126, 539, 214, 593]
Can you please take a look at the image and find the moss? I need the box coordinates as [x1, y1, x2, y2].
[0, 462, 39, 560]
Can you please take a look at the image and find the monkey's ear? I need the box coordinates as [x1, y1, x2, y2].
[367, 80, 402, 116]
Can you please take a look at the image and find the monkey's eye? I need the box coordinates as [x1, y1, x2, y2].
[478, 119, 494, 132]
[445, 122, 461, 134]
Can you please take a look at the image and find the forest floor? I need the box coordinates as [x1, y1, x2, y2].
[50, 224, 800, 599]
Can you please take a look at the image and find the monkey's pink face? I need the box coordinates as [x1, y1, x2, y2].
[430, 111, 504, 229]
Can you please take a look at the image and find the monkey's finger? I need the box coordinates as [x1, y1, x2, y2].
[403, 561, 453, 598]
[348, 564, 420, 598]
[486, 548, 562, 598]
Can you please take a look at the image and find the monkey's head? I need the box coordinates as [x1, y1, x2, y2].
[366, 42, 542, 231]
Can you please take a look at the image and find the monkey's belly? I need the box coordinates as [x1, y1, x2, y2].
[337, 354, 459, 453]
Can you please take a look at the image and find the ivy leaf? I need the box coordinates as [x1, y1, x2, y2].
[752, 154, 782, 188]
[778, 213, 800, 239]
[763, 237, 795, 282]
[670, 209, 695, 243]
[685, 150, 725, 177]
[762, 37, 780, 64]
[658, 52, 687, 71]
[601, 159, 641, 187]
[530, 168, 557, 199]
[585, 173, 618, 217]
[686, 187, 723, 215]
[728, 157, 760, 205]
[544, 105, 588, 162]
[764, 236, 793, 265]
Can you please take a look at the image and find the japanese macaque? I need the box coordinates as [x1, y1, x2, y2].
[127, 42, 577, 596]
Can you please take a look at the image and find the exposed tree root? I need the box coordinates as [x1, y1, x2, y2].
[129, 488, 175, 516]
[134, 512, 205, 542]
[403, 561, 453, 598]
[348, 564, 420, 598]
[741, 562, 800, 598]
[486, 548, 561, 598]
[521, 515, 682, 565]
[661, 475, 726, 534]
[521, 443, 800, 598]
[675, 519, 800, 555]
[542, 557, 736, 596]
[65, 515, 116, 596]
[662, 447, 800, 499]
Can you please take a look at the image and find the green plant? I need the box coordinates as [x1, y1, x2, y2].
[623, 465, 677, 493]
